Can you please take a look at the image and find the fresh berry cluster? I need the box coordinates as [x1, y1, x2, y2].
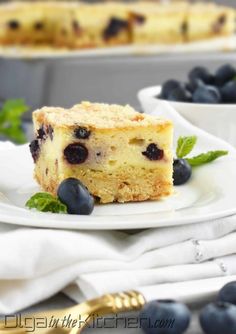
[139, 281, 236, 334]
[159, 64, 236, 104]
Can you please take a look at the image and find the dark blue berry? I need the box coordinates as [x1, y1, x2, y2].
[168, 86, 192, 102]
[221, 80, 236, 103]
[142, 143, 164, 161]
[64, 143, 88, 164]
[192, 85, 221, 104]
[57, 178, 94, 215]
[188, 66, 213, 85]
[173, 159, 192, 186]
[8, 20, 20, 30]
[218, 281, 236, 305]
[215, 64, 236, 86]
[29, 140, 40, 163]
[186, 78, 205, 94]
[103, 18, 128, 40]
[74, 127, 91, 139]
[160, 80, 181, 99]
[139, 300, 191, 334]
[37, 126, 46, 140]
[200, 302, 236, 334]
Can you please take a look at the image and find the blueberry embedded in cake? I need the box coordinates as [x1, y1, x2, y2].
[54, 3, 130, 48]
[30, 102, 173, 204]
[186, 3, 235, 42]
[129, 2, 189, 44]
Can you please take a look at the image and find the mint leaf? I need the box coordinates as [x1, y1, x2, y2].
[26, 192, 67, 214]
[0, 99, 29, 144]
[176, 136, 197, 158]
[186, 150, 228, 167]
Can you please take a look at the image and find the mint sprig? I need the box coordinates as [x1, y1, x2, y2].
[26, 193, 67, 214]
[186, 150, 228, 167]
[176, 135, 228, 167]
[176, 136, 197, 158]
[0, 99, 29, 144]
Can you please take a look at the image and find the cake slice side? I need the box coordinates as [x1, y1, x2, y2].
[31, 103, 173, 204]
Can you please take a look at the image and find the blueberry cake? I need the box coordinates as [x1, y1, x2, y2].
[129, 2, 189, 44]
[30, 102, 173, 204]
[0, 2, 234, 49]
[54, 3, 130, 49]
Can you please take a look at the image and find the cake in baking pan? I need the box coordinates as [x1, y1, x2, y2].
[54, 2, 130, 48]
[30, 102, 173, 204]
[129, 2, 189, 44]
[186, 2, 236, 42]
[0, 1, 234, 49]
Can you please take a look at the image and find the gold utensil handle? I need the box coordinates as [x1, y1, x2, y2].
[70, 290, 146, 334]
[0, 290, 146, 334]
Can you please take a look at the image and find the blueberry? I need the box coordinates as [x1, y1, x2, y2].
[103, 18, 128, 40]
[64, 143, 88, 164]
[160, 80, 181, 99]
[188, 66, 213, 85]
[167, 86, 192, 102]
[192, 85, 221, 104]
[142, 143, 164, 161]
[57, 178, 94, 215]
[29, 140, 40, 163]
[37, 126, 46, 140]
[200, 302, 236, 334]
[8, 20, 20, 30]
[186, 78, 205, 94]
[173, 159, 192, 186]
[218, 281, 236, 305]
[139, 300, 191, 334]
[74, 127, 91, 139]
[221, 80, 236, 103]
[215, 64, 236, 86]
[37, 125, 53, 140]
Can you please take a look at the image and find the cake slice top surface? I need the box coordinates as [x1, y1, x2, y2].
[33, 101, 172, 130]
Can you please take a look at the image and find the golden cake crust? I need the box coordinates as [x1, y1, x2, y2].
[33, 101, 172, 130]
[31, 101, 173, 204]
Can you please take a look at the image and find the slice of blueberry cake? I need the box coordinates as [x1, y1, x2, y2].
[30, 102, 173, 204]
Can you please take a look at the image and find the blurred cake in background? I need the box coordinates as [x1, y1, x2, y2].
[129, 2, 188, 44]
[0, 1, 234, 49]
[186, 2, 236, 42]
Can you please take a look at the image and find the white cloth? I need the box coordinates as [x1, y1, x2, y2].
[0, 140, 236, 314]
[1, 217, 236, 313]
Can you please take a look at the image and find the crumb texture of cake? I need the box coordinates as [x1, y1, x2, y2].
[31, 101, 173, 204]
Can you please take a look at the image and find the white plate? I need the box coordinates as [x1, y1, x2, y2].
[0, 104, 236, 230]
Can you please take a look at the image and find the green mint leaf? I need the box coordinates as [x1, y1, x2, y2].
[26, 192, 67, 214]
[186, 150, 228, 167]
[0, 99, 29, 144]
[176, 136, 197, 158]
